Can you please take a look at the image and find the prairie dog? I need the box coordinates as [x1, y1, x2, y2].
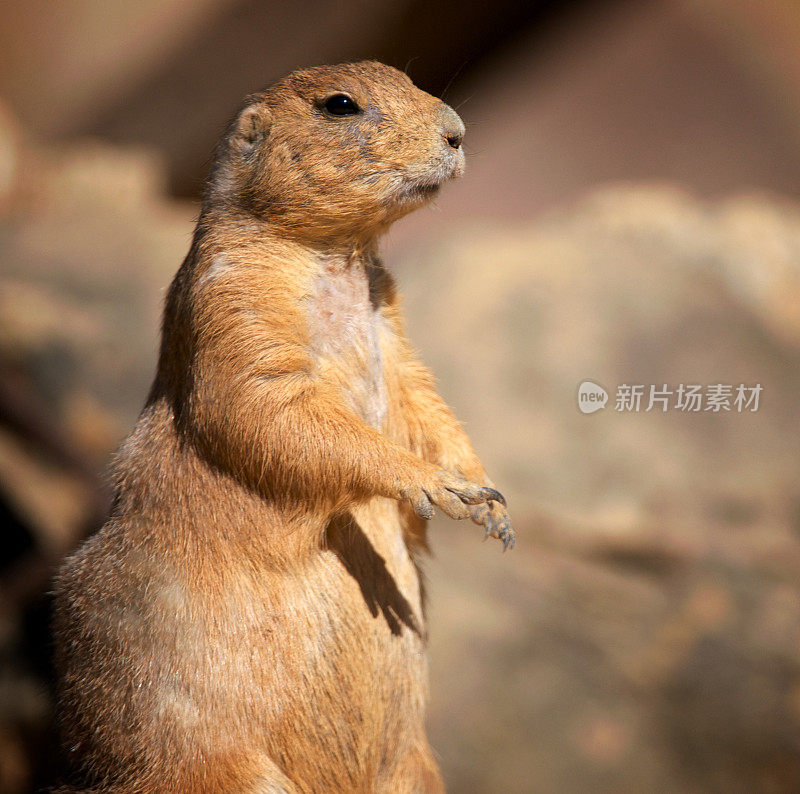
[53, 61, 514, 794]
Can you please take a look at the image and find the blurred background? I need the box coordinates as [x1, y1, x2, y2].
[2, 0, 800, 791]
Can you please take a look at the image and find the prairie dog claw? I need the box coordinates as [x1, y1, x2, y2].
[402, 472, 505, 522]
[471, 500, 515, 550]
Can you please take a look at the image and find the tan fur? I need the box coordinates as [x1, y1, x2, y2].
[52, 61, 513, 794]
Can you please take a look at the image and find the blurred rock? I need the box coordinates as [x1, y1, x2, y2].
[0, 116, 194, 791]
[1, 134, 194, 449]
[398, 186, 800, 793]
[0, 130, 193, 574]
[400, 186, 800, 527]
[0, 100, 20, 211]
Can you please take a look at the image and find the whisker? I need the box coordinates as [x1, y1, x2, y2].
[403, 55, 420, 77]
[440, 60, 469, 101]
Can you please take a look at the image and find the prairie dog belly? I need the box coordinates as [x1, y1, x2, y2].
[210, 500, 426, 775]
[271, 500, 427, 768]
[305, 256, 389, 429]
[54, 502, 426, 784]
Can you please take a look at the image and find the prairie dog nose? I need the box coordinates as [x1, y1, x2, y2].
[439, 103, 465, 150]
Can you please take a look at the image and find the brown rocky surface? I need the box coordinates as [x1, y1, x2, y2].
[396, 186, 800, 793]
[0, 116, 194, 791]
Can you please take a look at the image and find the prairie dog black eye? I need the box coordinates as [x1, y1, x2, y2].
[323, 94, 360, 116]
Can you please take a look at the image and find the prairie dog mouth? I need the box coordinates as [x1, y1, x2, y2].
[396, 154, 462, 203]
[398, 178, 444, 202]
[413, 182, 441, 195]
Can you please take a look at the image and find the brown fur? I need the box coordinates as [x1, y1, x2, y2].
[52, 61, 514, 794]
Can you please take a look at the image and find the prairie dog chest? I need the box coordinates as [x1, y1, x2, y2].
[305, 255, 389, 428]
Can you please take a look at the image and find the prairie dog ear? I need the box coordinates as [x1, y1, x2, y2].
[234, 103, 271, 148]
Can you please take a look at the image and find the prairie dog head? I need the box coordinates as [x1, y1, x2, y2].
[209, 61, 465, 244]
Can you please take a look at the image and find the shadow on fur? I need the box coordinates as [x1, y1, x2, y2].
[327, 512, 422, 637]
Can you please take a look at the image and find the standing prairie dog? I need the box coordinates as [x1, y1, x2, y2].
[53, 61, 514, 794]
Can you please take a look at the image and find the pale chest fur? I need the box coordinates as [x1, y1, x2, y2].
[304, 255, 390, 429]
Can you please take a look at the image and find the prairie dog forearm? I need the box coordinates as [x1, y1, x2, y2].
[398, 356, 486, 478]
[192, 368, 438, 507]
